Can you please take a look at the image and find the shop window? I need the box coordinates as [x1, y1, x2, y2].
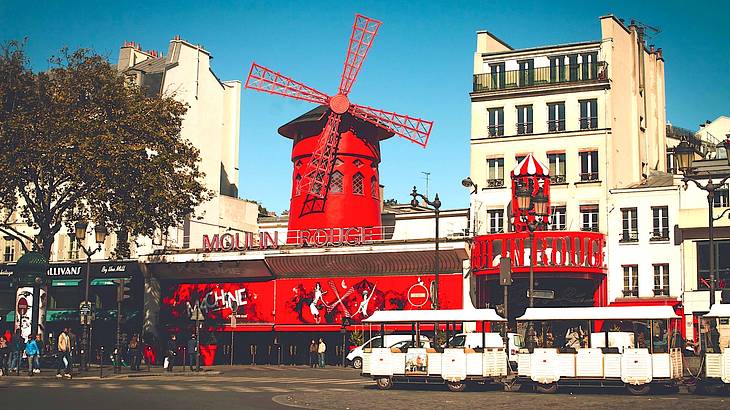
[623, 265, 638, 297]
[654, 264, 670, 296]
[329, 171, 344, 194]
[697, 240, 730, 289]
[49, 287, 81, 310]
[0, 289, 14, 311]
[92, 286, 120, 310]
[621, 208, 638, 242]
[352, 173, 364, 195]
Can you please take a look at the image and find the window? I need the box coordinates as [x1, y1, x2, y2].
[50, 286, 81, 310]
[329, 171, 344, 194]
[488, 107, 504, 137]
[581, 52, 599, 79]
[621, 208, 638, 242]
[580, 204, 599, 232]
[579, 151, 599, 181]
[487, 209, 504, 233]
[654, 264, 670, 296]
[651, 206, 669, 240]
[3, 238, 14, 262]
[352, 173, 364, 195]
[567, 54, 579, 81]
[579, 99, 598, 129]
[516, 105, 533, 134]
[515, 155, 526, 165]
[518, 59, 534, 86]
[713, 187, 729, 208]
[623, 265, 639, 297]
[548, 153, 566, 183]
[547, 102, 565, 132]
[549, 206, 567, 231]
[549, 56, 565, 83]
[294, 174, 302, 196]
[489, 62, 505, 89]
[67, 236, 79, 260]
[697, 240, 730, 289]
[666, 152, 676, 174]
[486, 158, 504, 188]
[371, 176, 378, 198]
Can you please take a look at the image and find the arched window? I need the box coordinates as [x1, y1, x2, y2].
[295, 174, 302, 196]
[371, 176, 378, 198]
[353, 173, 364, 195]
[330, 171, 344, 194]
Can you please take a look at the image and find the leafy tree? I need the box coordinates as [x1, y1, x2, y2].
[0, 41, 210, 259]
[383, 198, 399, 206]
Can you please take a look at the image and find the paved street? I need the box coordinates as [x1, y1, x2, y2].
[1, 365, 728, 409]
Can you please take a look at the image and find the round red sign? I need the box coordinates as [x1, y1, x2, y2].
[407, 282, 430, 308]
[17, 297, 29, 316]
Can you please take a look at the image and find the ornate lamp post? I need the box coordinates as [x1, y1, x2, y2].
[675, 139, 730, 307]
[461, 177, 479, 235]
[74, 221, 107, 372]
[515, 188, 549, 307]
[410, 186, 442, 309]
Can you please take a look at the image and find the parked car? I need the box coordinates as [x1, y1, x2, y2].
[347, 334, 429, 369]
[447, 332, 524, 367]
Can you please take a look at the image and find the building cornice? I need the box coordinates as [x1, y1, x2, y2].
[478, 41, 601, 60]
[469, 80, 610, 102]
[471, 128, 610, 144]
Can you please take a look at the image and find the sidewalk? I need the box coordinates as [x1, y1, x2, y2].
[2, 365, 221, 380]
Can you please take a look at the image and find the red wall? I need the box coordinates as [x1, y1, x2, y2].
[161, 273, 463, 330]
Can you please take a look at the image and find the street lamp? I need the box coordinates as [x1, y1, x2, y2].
[410, 186, 442, 309]
[74, 221, 107, 372]
[462, 177, 479, 235]
[676, 139, 730, 307]
[515, 187, 549, 308]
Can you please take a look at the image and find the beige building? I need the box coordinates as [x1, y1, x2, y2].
[468, 15, 668, 306]
[1, 37, 257, 263]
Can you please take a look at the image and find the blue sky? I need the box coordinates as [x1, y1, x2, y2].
[2, 1, 728, 213]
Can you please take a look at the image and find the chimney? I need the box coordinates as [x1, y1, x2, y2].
[656, 48, 663, 60]
[649, 45, 655, 53]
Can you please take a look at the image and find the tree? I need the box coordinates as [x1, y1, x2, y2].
[383, 198, 399, 206]
[0, 41, 210, 259]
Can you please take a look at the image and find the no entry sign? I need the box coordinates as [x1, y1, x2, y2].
[407, 282, 430, 308]
[17, 297, 28, 316]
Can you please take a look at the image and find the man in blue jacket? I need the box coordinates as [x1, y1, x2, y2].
[25, 334, 42, 375]
[9, 329, 24, 372]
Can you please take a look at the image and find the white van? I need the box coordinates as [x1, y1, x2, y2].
[448, 332, 523, 366]
[347, 334, 429, 369]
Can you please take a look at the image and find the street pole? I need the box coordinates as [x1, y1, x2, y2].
[81, 251, 91, 372]
[529, 226, 535, 308]
[434, 202, 440, 310]
[708, 192, 716, 307]
[114, 278, 123, 374]
[196, 314, 201, 371]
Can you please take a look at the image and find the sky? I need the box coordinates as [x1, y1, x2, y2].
[1, 1, 728, 214]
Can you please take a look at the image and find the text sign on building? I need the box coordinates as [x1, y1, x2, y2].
[202, 226, 375, 252]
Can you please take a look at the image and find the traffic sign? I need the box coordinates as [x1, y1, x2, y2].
[407, 282, 430, 307]
[79, 301, 93, 314]
[17, 297, 28, 316]
[527, 289, 555, 299]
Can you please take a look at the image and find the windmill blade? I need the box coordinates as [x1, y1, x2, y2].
[339, 14, 382, 96]
[349, 103, 433, 147]
[246, 62, 330, 105]
[301, 112, 343, 199]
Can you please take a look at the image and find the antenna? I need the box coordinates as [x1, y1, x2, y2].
[421, 171, 431, 198]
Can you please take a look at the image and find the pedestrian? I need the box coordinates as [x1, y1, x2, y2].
[25, 334, 41, 376]
[9, 328, 24, 373]
[317, 337, 326, 368]
[187, 334, 199, 371]
[309, 339, 318, 368]
[0, 335, 8, 376]
[128, 335, 142, 371]
[56, 328, 71, 378]
[165, 334, 177, 372]
[68, 328, 78, 368]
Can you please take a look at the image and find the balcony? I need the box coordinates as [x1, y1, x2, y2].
[550, 175, 567, 184]
[619, 232, 639, 243]
[473, 62, 608, 93]
[579, 172, 599, 182]
[486, 178, 505, 188]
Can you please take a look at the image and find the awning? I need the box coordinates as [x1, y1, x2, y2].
[705, 304, 730, 318]
[517, 306, 680, 321]
[51, 279, 81, 287]
[364, 308, 505, 323]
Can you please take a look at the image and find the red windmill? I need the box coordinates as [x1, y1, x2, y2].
[245, 14, 434, 243]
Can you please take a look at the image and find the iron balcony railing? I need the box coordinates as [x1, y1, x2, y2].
[473, 62, 608, 93]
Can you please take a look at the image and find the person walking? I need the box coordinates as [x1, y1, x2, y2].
[56, 328, 71, 378]
[0, 335, 8, 376]
[25, 334, 41, 376]
[68, 328, 78, 369]
[128, 335, 142, 371]
[317, 338, 326, 368]
[165, 334, 177, 372]
[9, 329, 24, 373]
[186, 334, 199, 371]
[308, 339, 317, 368]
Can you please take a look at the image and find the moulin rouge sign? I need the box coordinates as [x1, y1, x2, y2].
[202, 226, 373, 253]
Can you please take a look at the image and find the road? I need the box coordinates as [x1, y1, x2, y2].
[1, 366, 728, 409]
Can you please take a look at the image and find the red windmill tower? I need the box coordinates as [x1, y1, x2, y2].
[245, 14, 434, 243]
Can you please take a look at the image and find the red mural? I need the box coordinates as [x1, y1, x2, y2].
[161, 274, 463, 329]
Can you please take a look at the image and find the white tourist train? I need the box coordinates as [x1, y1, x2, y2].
[696, 304, 730, 390]
[515, 306, 683, 394]
[360, 309, 509, 392]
